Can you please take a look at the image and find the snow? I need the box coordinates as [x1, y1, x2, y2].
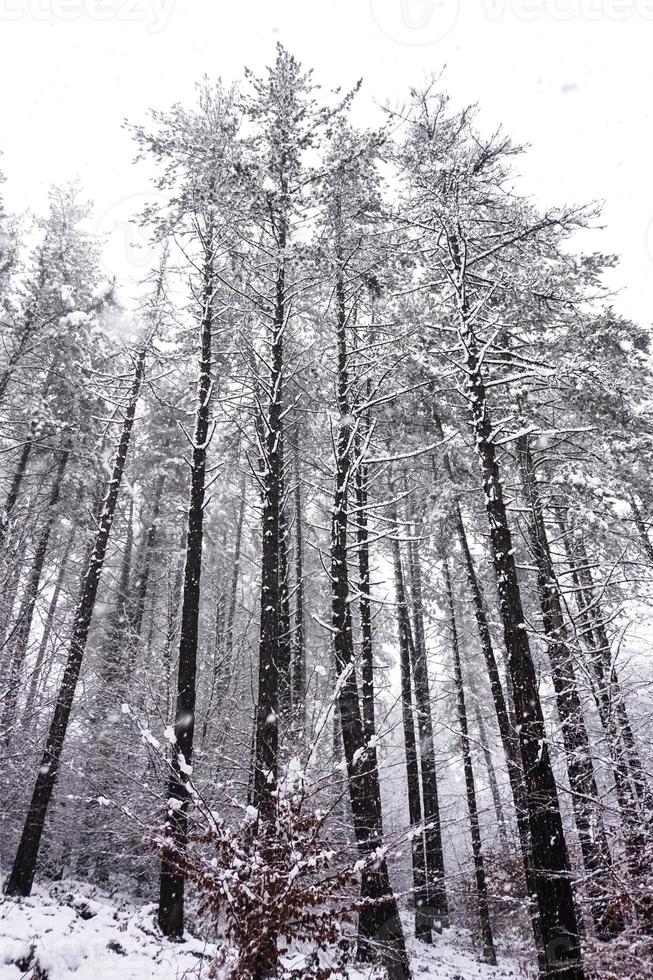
[0, 882, 221, 979]
[0, 883, 526, 979]
[397, 924, 526, 980]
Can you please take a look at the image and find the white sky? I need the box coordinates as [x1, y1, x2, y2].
[0, 0, 652, 323]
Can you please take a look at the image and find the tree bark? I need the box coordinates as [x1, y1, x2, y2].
[159, 250, 215, 940]
[628, 492, 653, 566]
[4, 344, 146, 897]
[390, 520, 432, 943]
[518, 436, 619, 939]
[1, 357, 58, 550]
[253, 308, 283, 828]
[572, 535, 652, 817]
[23, 521, 76, 724]
[101, 498, 134, 693]
[556, 515, 653, 927]
[432, 411, 543, 962]
[1, 445, 69, 740]
[224, 476, 246, 664]
[472, 695, 509, 847]
[328, 229, 409, 978]
[131, 472, 165, 641]
[452, 256, 583, 977]
[354, 433, 376, 746]
[0, 432, 35, 551]
[404, 515, 449, 930]
[290, 433, 306, 728]
[444, 560, 496, 965]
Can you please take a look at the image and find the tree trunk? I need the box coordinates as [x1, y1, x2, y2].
[404, 514, 449, 930]
[557, 519, 649, 815]
[277, 465, 292, 721]
[158, 252, 215, 940]
[453, 272, 583, 978]
[1, 357, 58, 550]
[328, 233, 409, 978]
[163, 527, 187, 722]
[23, 521, 76, 724]
[628, 492, 653, 566]
[252, 227, 290, 842]
[556, 515, 653, 928]
[4, 343, 146, 897]
[432, 411, 544, 963]
[101, 498, 134, 693]
[472, 695, 509, 847]
[2, 446, 69, 740]
[390, 520, 432, 943]
[131, 472, 165, 641]
[444, 560, 496, 965]
[518, 436, 619, 938]
[224, 476, 246, 664]
[354, 433, 376, 746]
[290, 430, 306, 729]
[572, 535, 652, 817]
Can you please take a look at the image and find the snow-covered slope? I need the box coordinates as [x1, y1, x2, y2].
[0, 882, 525, 979]
[0, 883, 220, 979]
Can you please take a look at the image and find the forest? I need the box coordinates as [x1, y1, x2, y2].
[0, 44, 652, 980]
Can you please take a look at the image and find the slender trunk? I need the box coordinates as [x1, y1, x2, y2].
[432, 412, 543, 963]
[277, 466, 292, 720]
[4, 344, 146, 897]
[159, 252, 215, 940]
[213, 568, 226, 662]
[1, 430, 35, 551]
[23, 521, 76, 724]
[201, 496, 245, 744]
[390, 522, 432, 943]
[0, 556, 22, 654]
[253, 260, 284, 829]
[558, 519, 649, 815]
[290, 434, 305, 728]
[472, 696, 509, 846]
[572, 536, 652, 817]
[444, 561, 496, 965]
[163, 528, 187, 722]
[453, 265, 583, 978]
[354, 435, 376, 746]
[557, 515, 653, 927]
[101, 498, 134, 693]
[518, 437, 619, 938]
[628, 492, 653, 566]
[224, 477, 246, 663]
[2, 446, 69, 739]
[131, 472, 165, 641]
[329, 226, 409, 978]
[404, 515, 449, 929]
[1, 357, 58, 549]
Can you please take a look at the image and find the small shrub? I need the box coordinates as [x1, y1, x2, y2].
[161, 794, 358, 978]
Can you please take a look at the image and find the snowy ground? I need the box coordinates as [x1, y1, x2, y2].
[0, 881, 526, 979]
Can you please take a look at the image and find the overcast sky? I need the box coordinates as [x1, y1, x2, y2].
[1, 0, 651, 322]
